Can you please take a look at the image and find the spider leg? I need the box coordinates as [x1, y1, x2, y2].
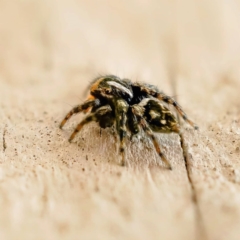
[173, 126, 189, 168]
[59, 99, 100, 129]
[68, 105, 112, 142]
[140, 117, 172, 170]
[115, 99, 129, 166]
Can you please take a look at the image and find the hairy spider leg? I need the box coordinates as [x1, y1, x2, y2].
[140, 117, 172, 170]
[164, 123, 189, 170]
[115, 99, 129, 166]
[83, 95, 96, 113]
[174, 127, 189, 168]
[68, 105, 112, 142]
[59, 99, 99, 129]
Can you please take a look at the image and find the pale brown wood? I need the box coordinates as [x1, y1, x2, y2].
[0, 1, 240, 240]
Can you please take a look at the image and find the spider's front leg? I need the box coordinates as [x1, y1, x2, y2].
[68, 105, 112, 142]
[59, 99, 100, 129]
[115, 99, 129, 166]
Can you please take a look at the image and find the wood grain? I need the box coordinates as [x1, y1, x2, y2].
[0, 1, 240, 240]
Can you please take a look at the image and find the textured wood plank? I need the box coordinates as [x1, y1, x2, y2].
[0, 72, 196, 240]
[0, 1, 240, 240]
[179, 74, 240, 240]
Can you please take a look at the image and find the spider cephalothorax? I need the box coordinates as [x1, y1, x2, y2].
[59, 75, 198, 169]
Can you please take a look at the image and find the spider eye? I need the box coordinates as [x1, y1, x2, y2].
[105, 88, 111, 94]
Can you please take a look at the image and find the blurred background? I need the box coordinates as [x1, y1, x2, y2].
[0, 2, 240, 239]
[1, 0, 240, 89]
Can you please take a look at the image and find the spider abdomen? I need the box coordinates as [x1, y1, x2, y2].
[139, 98, 179, 133]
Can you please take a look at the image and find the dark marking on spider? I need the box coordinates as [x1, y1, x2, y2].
[59, 75, 198, 169]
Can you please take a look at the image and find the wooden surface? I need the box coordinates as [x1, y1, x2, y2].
[0, 1, 240, 240]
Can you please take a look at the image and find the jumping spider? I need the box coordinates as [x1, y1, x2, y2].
[59, 75, 198, 169]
